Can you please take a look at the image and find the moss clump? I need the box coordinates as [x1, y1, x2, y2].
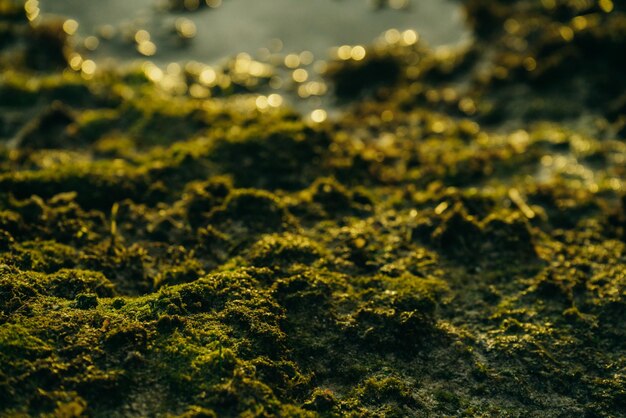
[355, 375, 420, 416]
[431, 202, 483, 258]
[429, 201, 539, 265]
[73, 293, 98, 309]
[15, 101, 75, 149]
[327, 54, 402, 100]
[183, 177, 232, 228]
[481, 213, 537, 259]
[209, 122, 331, 190]
[47, 269, 116, 299]
[246, 233, 324, 271]
[7, 240, 78, 273]
[206, 189, 293, 236]
[306, 177, 373, 218]
[154, 259, 205, 288]
[0, 265, 43, 316]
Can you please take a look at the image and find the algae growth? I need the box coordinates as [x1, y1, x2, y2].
[1, 0, 626, 416]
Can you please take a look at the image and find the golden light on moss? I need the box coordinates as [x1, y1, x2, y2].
[167, 63, 182, 76]
[458, 98, 477, 115]
[313, 60, 328, 74]
[189, 83, 210, 98]
[62, 19, 79, 35]
[442, 87, 458, 103]
[523, 57, 537, 71]
[304, 81, 327, 96]
[160, 74, 187, 94]
[402, 30, 419, 45]
[353, 237, 367, 249]
[284, 54, 300, 69]
[143, 62, 164, 82]
[184, 60, 203, 75]
[384, 29, 401, 44]
[199, 67, 217, 85]
[599, 0, 614, 13]
[493, 66, 508, 79]
[81, 59, 96, 73]
[134, 29, 151, 44]
[68, 53, 83, 71]
[504, 19, 520, 35]
[380, 110, 393, 122]
[434, 201, 449, 215]
[297, 85, 310, 98]
[430, 120, 446, 134]
[310, 109, 327, 123]
[234, 58, 250, 74]
[269, 38, 283, 52]
[97, 24, 116, 40]
[248, 61, 271, 77]
[299, 51, 314, 65]
[571, 16, 588, 31]
[337, 45, 352, 60]
[292, 68, 309, 83]
[267, 94, 283, 107]
[84, 36, 100, 51]
[24, 0, 39, 21]
[255, 95, 269, 111]
[80, 59, 97, 78]
[425, 89, 440, 103]
[559, 26, 574, 42]
[269, 76, 283, 89]
[175, 18, 197, 39]
[541, 155, 554, 167]
[508, 189, 536, 219]
[609, 178, 622, 191]
[351, 45, 367, 61]
[137, 41, 157, 56]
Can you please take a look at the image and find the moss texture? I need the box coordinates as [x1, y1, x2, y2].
[1, 0, 626, 416]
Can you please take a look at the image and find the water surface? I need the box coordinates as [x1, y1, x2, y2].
[40, 0, 468, 65]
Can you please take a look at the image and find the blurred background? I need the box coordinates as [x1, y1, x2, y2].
[38, 0, 468, 64]
[33, 0, 469, 114]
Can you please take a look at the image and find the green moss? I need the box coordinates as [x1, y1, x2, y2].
[1, 1, 626, 416]
[15, 101, 75, 150]
[47, 269, 116, 299]
[208, 122, 331, 190]
[73, 293, 98, 309]
[207, 189, 294, 236]
[246, 233, 325, 271]
[430, 202, 483, 258]
[155, 258, 205, 288]
[7, 240, 78, 273]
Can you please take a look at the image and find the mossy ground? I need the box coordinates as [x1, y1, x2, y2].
[1, 0, 626, 416]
